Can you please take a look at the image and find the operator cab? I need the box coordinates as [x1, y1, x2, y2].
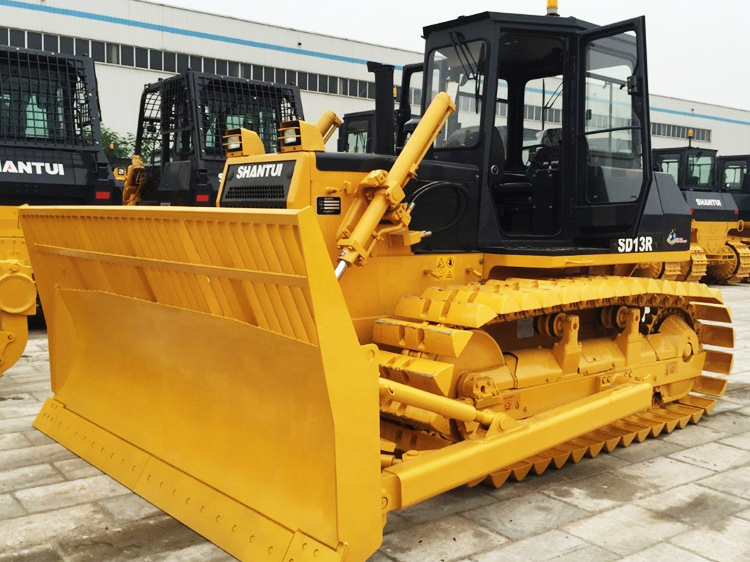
[652, 146, 737, 221]
[717, 154, 750, 221]
[653, 147, 717, 190]
[718, 155, 750, 193]
[411, 11, 665, 253]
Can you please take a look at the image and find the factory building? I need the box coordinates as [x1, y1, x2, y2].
[2, 0, 750, 153]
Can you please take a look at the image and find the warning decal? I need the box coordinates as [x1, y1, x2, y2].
[434, 256, 456, 280]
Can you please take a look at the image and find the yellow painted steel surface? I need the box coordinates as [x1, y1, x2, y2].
[381, 381, 653, 509]
[20, 203, 734, 561]
[689, 220, 750, 282]
[21, 205, 382, 562]
[0, 205, 35, 374]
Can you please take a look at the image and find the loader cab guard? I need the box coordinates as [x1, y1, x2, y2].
[0, 46, 116, 205]
[419, 14, 652, 249]
[134, 71, 303, 206]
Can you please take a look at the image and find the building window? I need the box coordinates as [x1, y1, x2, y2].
[164, 52, 176, 72]
[106, 43, 120, 64]
[150, 50, 162, 70]
[9, 29, 25, 48]
[120, 45, 134, 66]
[0, 26, 513, 112]
[43, 34, 58, 52]
[27, 32, 42, 50]
[60, 36, 74, 54]
[651, 121, 711, 143]
[177, 53, 189, 73]
[135, 47, 148, 68]
[91, 41, 105, 62]
[75, 37, 89, 56]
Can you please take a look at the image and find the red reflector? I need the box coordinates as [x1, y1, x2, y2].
[735, 209, 739, 215]
[95, 191, 111, 200]
[196, 194, 210, 202]
[689, 208, 694, 214]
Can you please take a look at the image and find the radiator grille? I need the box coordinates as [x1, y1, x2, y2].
[223, 184, 285, 201]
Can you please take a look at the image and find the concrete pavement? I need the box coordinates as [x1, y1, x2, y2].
[1, 285, 749, 561]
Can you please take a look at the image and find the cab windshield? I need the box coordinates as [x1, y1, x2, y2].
[426, 36, 489, 148]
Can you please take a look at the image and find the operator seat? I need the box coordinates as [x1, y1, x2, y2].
[527, 128, 561, 235]
[494, 128, 561, 235]
[530, 128, 562, 169]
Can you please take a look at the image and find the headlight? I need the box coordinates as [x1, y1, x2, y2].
[282, 127, 300, 145]
[225, 134, 241, 151]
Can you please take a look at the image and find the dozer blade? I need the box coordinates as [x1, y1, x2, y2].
[20, 206, 383, 562]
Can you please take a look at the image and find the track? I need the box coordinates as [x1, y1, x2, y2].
[673, 244, 708, 282]
[375, 276, 733, 487]
[722, 238, 750, 283]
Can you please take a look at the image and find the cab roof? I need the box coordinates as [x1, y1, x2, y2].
[423, 11, 596, 38]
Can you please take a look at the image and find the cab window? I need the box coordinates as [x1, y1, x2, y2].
[426, 38, 487, 148]
[583, 31, 644, 204]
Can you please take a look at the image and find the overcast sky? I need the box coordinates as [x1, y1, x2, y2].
[148, 0, 750, 111]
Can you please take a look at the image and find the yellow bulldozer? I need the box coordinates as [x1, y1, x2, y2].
[19, 6, 734, 562]
[653, 146, 750, 282]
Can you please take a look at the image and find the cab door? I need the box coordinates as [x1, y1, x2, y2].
[574, 17, 651, 238]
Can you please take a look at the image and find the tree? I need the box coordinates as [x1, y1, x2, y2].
[102, 125, 136, 160]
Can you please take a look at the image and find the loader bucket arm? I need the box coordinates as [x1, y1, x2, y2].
[20, 205, 383, 562]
